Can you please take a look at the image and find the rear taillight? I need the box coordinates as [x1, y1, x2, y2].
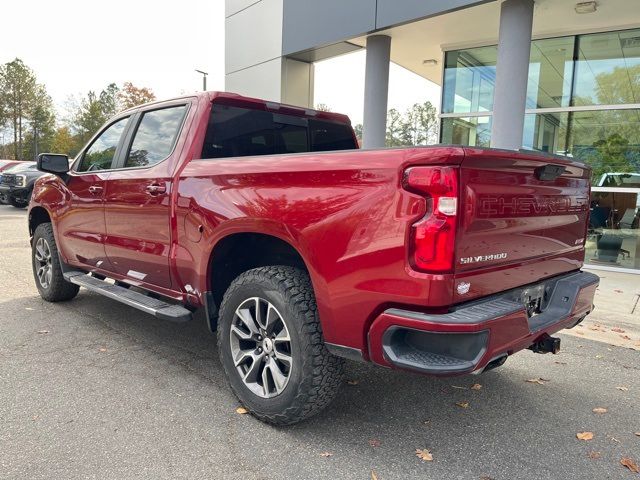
[403, 166, 459, 273]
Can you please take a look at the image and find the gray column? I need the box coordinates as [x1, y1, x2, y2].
[363, 35, 391, 149]
[490, 0, 534, 150]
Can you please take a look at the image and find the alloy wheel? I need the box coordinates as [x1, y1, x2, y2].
[229, 297, 292, 398]
[34, 237, 53, 289]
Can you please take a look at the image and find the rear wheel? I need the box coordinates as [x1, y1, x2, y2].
[217, 266, 344, 425]
[32, 223, 79, 302]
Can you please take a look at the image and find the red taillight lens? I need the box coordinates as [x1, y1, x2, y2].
[403, 166, 459, 273]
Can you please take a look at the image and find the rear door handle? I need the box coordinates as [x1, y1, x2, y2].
[145, 183, 166, 195]
[88, 185, 103, 195]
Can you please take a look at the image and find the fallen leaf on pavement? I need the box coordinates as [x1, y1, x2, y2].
[621, 457, 639, 473]
[371, 470, 379, 480]
[611, 327, 626, 333]
[471, 383, 482, 390]
[593, 407, 608, 414]
[369, 439, 381, 447]
[319, 452, 333, 457]
[621, 335, 631, 340]
[346, 380, 359, 386]
[526, 378, 549, 385]
[36, 330, 49, 334]
[635, 432, 640, 437]
[235, 407, 248, 414]
[415, 449, 433, 461]
[554, 361, 567, 365]
[456, 401, 469, 408]
[577, 432, 594, 441]
[98, 347, 107, 352]
[616, 386, 629, 391]
[614, 289, 624, 293]
[587, 451, 601, 459]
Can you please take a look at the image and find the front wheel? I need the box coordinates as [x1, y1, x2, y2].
[217, 266, 344, 425]
[32, 223, 79, 302]
[9, 195, 28, 208]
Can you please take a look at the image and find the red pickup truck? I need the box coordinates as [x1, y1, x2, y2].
[29, 92, 598, 425]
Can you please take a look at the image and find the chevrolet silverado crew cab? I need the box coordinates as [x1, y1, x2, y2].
[29, 92, 598, 425]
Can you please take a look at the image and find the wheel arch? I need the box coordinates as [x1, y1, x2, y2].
[28, 206, 52, 238]
[205, 231, 314, 330]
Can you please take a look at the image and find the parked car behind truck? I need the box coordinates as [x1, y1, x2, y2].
[0, 161, 43, 208]
[28, 92, 598, 424]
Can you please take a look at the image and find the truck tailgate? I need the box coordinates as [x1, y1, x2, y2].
[453, 148, 591, 302]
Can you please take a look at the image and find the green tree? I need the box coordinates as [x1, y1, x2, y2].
[400, 102, 439, 146]
[0, 58, 37, 159]
[118, 82, 156, 110]
[73, 84, 123, 144]
[100, 83, 120, 118]
[353, 123, 363, 144]
[27, 84, 56, 159]
[315, 103, 331, 112]
[50, 126, 79, 156]
[385, 108, 405, 147]
[74, 91, 106, 144]
[384, 101, 439, 147]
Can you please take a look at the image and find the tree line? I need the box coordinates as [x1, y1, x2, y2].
[347, 102, 439, 147]
[0, 58, 156, 160]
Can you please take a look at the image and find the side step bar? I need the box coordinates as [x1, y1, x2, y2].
[63, 271, 192, 323]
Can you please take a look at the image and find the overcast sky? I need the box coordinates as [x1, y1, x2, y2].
[2, 0, 439, 125]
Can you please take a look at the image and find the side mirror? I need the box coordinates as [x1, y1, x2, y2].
[38, 153, 70, 175]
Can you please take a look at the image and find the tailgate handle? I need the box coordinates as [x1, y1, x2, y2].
[535, 164, 566, 181]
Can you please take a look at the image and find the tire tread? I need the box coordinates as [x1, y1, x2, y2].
[32, 223, 79, 302]
[217, 266, 344, 425]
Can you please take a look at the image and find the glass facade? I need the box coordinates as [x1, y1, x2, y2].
[441, 28, 640, 272]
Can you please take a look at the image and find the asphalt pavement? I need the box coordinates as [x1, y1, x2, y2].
[0, 205, 638, 480]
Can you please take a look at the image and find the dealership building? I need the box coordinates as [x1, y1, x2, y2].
[225, 0, 640, 273]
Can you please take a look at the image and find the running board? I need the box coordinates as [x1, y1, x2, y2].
[63, 271, 192, 323]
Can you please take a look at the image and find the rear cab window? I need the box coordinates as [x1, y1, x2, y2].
[201, 102, 357, 159]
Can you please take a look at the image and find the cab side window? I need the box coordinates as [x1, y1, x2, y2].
[125, 105, 187, 168]
[77, 117, 129, 172]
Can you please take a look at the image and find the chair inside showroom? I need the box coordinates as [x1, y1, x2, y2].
[617, 208, 638, 229]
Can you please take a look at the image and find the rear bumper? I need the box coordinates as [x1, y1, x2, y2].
[367, 271, 599, 376]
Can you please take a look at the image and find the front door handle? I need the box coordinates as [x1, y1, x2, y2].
[88, 185, 103, 195]
[145, 183, 166, 195]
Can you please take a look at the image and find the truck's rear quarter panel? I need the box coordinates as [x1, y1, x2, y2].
[175, 147, 464, 351]
[176, 145, 594, 362]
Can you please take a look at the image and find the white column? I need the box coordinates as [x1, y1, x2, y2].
[363, 35, 391, 149]
[490, 0, 534, 150]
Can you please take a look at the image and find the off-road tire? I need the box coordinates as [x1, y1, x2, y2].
[217, 266, 345, 425]
[32, 223, 79, 302]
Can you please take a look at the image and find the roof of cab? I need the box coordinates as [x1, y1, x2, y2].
[120, 91, 352, 125]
